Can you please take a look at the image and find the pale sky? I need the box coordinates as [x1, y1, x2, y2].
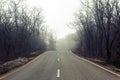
[26, 0, 80, 39]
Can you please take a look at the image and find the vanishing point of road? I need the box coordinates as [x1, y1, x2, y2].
[1, 51, 120, 80]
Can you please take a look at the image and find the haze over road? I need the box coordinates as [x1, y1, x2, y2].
[2, 51, 120, 80]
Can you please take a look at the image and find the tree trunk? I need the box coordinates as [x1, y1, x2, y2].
[106, 47, 111, 62]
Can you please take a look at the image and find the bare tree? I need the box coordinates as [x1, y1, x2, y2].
[0, 0, 47, 61]
[73, 0, 120, 62]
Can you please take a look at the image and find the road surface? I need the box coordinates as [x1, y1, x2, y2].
[1, 51, 120, 80]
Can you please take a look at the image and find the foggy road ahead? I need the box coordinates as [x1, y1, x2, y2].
[2, 51, 120, 80]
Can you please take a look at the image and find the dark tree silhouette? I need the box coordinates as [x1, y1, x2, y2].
[0, 0, 47, 61]
[73, 0, 120, 62]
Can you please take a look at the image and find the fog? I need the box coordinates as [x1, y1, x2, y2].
[56, 33, 78, 51]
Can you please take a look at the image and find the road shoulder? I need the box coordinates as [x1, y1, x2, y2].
[72, 52, 120, 78]
[0, 51, 46, 80]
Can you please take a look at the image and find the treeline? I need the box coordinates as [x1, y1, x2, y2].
[73, 0, 120, 63]
[0, 0, 48, 61]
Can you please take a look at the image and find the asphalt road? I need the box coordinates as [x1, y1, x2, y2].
[2, 51, 120, 80]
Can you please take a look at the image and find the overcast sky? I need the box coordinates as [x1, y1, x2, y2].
[26, 0, 81, 39]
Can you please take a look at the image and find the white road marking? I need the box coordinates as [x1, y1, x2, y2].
[57, 58, 60, 62]
[57, 69, 60, 78]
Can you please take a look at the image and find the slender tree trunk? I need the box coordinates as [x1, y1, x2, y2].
[106, 45, 111, 62]
[106, 50, 111, 62]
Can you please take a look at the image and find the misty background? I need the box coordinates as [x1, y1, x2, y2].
[0, 0, 120, 73]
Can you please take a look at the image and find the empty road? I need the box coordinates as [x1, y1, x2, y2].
[1, 51, 120, 80]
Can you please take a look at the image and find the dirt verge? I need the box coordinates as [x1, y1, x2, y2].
[73, 51, 120, 75]
[0, 50, 44, 76]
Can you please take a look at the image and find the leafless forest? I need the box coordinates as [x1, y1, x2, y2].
[0, 0, 55, 61]
[73, 0, 120, 67]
